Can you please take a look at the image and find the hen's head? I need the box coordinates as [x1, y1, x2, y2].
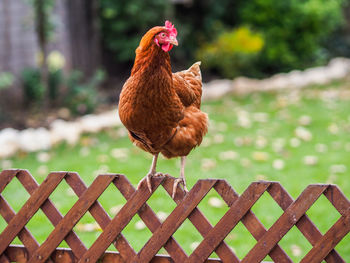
[154, 21, 178, 52]
[139, 21, 178, 53]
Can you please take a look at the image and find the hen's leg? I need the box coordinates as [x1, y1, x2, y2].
[172, 156, 188, 198]
[180, 156, 188, 191]
[138, 153, 161, 192]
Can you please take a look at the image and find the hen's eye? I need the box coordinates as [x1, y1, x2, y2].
[161, 33, 166, 38]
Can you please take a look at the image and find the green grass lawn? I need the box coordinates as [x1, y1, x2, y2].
[1, 81, 350, 261]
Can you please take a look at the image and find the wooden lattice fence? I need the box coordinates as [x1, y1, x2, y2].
[0, 169, 349, 263]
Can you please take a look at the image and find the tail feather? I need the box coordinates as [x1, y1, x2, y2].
[188, 61, 202, 81]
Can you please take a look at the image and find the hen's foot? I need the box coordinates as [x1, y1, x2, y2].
[172, 178, 189, 199]
[137, 172, 164, 192]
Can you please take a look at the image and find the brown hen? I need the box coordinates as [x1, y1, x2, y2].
[118, 21, 208, 196]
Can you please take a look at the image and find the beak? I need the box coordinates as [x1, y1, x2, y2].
[169, 36, 178, 46]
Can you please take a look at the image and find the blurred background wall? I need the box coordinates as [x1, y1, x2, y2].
[0, 0, 100, 76]
[0, 0, 38, 75]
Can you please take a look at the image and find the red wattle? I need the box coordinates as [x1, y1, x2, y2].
[162, 43, 173, 52]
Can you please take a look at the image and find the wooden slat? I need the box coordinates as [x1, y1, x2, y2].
[301, 213, 350, 263]
[134, 179, 217, 263]
[28, 174, 116, 263]
[214, 180, 292, 263]
[16, 170, 87, 260]
[115, 174, 188, 262]
[0, 169, 19, 193]
[162, 177, 239, 263]
[65, 172, 136, 261]
[324, 185, 350, 216]
[5, 245, 223, 263]
[242, 185, 328, 263]
[0, 172, 66, 255]
[188, 181, 271, 263]
[268, 183, 344, 263]
[78, 176, 165, 263]
[0, 197, 39, 257]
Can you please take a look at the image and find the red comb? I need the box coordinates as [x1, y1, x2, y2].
[165, 20, 177, 37]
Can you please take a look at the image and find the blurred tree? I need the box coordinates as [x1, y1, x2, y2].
[32, 0, 55, 108]
[66, 0, 101, 77]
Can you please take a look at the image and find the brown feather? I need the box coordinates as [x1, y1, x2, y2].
[118, 26, 208, 159]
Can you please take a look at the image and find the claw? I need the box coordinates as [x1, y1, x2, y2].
[137, 173, 152, 192]
[172, 178, 188, 199]
[171, 156, 189, 198]
[137, 172, 164, 193]
[146, 173, 153, 192]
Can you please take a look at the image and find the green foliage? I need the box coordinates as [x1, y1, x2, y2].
[21, 68, 44, 105]
[0, 72, 14, 90]
[65, 70, 106, 115]
[48, 69, 63, 101]
[172, 0, 240, 61]
[238, 0, 346, 73]
[21, 67, 63, 105]
[99, 0, 170, 62]
[20, 67, 105, 115]
[99, 0, 346, 77]
[197, 27, 264, 78]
